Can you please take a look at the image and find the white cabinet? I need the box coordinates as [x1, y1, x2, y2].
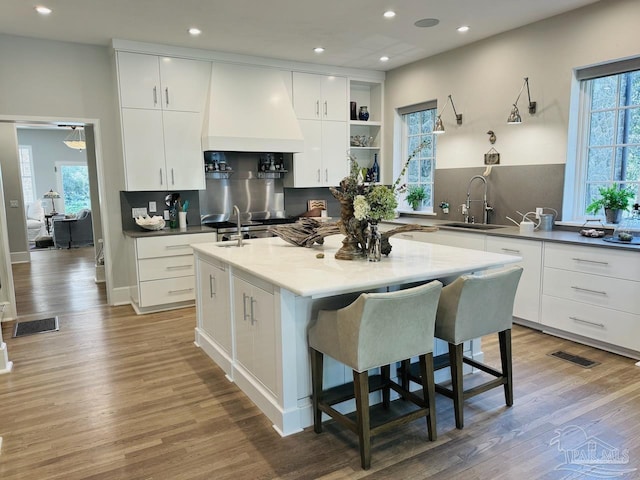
[349, 80, 383, 180]
[422, 229, 486, 250]
[292, 72, 347, 121]
[116, 51, 211, 191]
[541, 243, 640, 352]
[195, 256, 232, 375]
[233, 271, 278, 397]
[486, 236, 542, 323]
[131, 233, 217, 313]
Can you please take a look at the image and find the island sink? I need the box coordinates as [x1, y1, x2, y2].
[442, 222, 506, 230]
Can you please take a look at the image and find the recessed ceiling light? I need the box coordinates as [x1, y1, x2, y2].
[188, 27, 202, 36]
[35, 5, 52, 15]
[314, 47, 325, 54]
[380, 56, 390, 62]
[383, 10, 396, 18]
[457, 25, 470, 33]
[414, 18, 440, 28]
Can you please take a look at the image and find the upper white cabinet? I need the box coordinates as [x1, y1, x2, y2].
[292, 72, 347, 121]
[117, 52, 211, 112]
[115, 51, 211, 191]
[349, 80, 383, 180]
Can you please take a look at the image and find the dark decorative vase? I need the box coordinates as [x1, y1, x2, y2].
[350, 101, 357, 120]
[358, 106, 369, 121]
[367, 222, 382, 262]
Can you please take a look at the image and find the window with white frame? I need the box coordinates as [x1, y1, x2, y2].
[397, 102, 437, 212]
[18, 145, 36, 204]
[573, 61, 640, 218]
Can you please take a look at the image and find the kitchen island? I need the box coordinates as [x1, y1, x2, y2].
[191, 235, 520, 436]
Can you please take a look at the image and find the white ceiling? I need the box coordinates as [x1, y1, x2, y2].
[1, 0, 600, 71]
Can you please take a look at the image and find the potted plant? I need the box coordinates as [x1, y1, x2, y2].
[406, 185, 427, 211]
[586, 185, 635, 224]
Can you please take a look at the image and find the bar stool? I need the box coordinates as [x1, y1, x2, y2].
[308, 281, 442, 470]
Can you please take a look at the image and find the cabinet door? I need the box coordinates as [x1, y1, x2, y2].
[249, 284, 277, 395]
[292, 72, 322, 120]
[199, 260, 232, 354]
[293, 119, 323, 187]
[159, 57, 211, 112]
[163, 111, 206, 190]
[321, 120, 348, 186]
[321, 75, 347, 121]
[121, 108, 165, 190]
[234, 276, 254, 374]
[117, 52, 161, 110]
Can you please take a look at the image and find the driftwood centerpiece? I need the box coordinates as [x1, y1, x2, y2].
[269, 219, 438, 257]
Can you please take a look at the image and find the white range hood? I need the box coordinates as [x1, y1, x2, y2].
[202, 63, 304, 153]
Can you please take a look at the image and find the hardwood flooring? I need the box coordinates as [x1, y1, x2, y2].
[11, 247, 107, 320]
[1, 303, 639, 479]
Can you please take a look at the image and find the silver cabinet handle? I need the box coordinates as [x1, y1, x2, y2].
[501, 248, 521, 254]
[325, 169, 328, 182]
[570, 316, 605, 328]
[324, 100, 328, 117]
[242, 293, 250, 321]
[159, 169, 163, 185]
[209, 274, 215, 297]
[570, 286, 607, 296]
[571, 257, 609, 266]
[171, 168, 175, 185]
[168, 288, 193, 294]
[165, 87, 169, 106]
[165, 244, 190, 249]
[153, 86, 158, 106]
[166, 264, 192, 270]
[250, 297, 256, 325]
[316, 100, 320, 117]
[317, 169, 321, 182]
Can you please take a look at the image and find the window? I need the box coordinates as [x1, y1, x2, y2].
[18, 145, 36, 204]
[397, 103, 437, 212]
[574, 64, 640, 217]
[56, 163, 91, 214]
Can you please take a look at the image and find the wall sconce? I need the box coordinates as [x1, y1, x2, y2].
[63, 126, 86, 150]
[433, 94, 463, 134]
[507, 77, 536, 124]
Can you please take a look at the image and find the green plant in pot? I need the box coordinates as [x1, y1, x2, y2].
[586, 185, 635, 224]
[406, 185, 427, 211]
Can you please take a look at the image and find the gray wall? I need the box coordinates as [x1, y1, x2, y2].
[0, 124, 27, 254]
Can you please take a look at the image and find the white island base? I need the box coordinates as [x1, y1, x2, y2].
[192, 236, 520, 436]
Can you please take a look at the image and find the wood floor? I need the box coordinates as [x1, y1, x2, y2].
[11, 247, 107, 320]
[1, 299, 639, 479]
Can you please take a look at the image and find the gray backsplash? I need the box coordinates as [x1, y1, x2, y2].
[284, 187, 342, 218]
[120, 190, 201, 231]
[432, 164, 565, 225]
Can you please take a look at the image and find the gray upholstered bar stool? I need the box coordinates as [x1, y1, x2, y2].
[431, 266, 523, 429]
[308, 281, 443, 470]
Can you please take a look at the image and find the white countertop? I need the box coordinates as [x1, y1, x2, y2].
[192, 235, 520, 298]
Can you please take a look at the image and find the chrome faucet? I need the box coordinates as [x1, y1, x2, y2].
[233, 205, 243, 247]
[466, 175, 493, 224]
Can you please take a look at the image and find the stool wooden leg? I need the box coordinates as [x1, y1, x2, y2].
[353, 370, 371, 470]
[419, 353, 437, 441]
[499, 329, 513, 407]
[310, 348, 324, 433]
[381, 364, 390, 409]
[449, 343, 464, 429]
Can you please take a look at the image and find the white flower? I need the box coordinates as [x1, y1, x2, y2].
[353, 195, 371, 220]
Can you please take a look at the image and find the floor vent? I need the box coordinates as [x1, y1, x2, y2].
[548, 350, 600, 368]
[13, 317, 59, 337]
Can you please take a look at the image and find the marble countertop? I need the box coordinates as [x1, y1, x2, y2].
[191, 235, 520, 298]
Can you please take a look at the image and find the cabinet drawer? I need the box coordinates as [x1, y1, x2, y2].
[136, 233, 217, 259]
[541, 295, 640, 352]
[544, 242, 640, 281]
[138, 255, 194, 281]
[543, 267, 640, 315]
[139, 276, 195, 307]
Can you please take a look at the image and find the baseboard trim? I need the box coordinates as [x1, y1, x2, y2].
[10, 251, 30, 264]
[110, 286, 132, 306]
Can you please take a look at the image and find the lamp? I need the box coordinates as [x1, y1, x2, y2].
[43, 189, 61, 214]
[507, 77, 537, 124]
[63, 126, 86, 150]
[433, 94, 462, 134]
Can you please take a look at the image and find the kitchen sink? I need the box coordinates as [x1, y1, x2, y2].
[441, 222, 506, 230]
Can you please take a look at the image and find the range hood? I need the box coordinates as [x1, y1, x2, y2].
[202, 63, 304, 153]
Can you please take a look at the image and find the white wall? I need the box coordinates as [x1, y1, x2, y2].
[383, 0, 640, 178]
[0, 34, 127, 297]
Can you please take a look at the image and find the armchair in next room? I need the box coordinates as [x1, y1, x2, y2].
[53, 209, 94, 249]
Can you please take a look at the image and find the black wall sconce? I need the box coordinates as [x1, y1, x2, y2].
[507, 77, 536, 124]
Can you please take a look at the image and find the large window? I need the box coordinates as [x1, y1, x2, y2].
[56, 163, 91, 214]
[576, 67, 640, 217]
[397, 104, 437, 212]
[18, 145, 36, 204]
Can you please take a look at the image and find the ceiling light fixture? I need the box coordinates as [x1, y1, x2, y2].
[35, 5, 52, 15]
[188, 27, 201, 36]
[380, 56, 389, 62]
[414, 18, 440, 28]
[63, 126, 86, 150]
[507, 77, 537, 124]
[457, 25, 470, 33]
[383, 10, 396, 18]
[433, 95, 462, 134]
[313, 47, 325, 54]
